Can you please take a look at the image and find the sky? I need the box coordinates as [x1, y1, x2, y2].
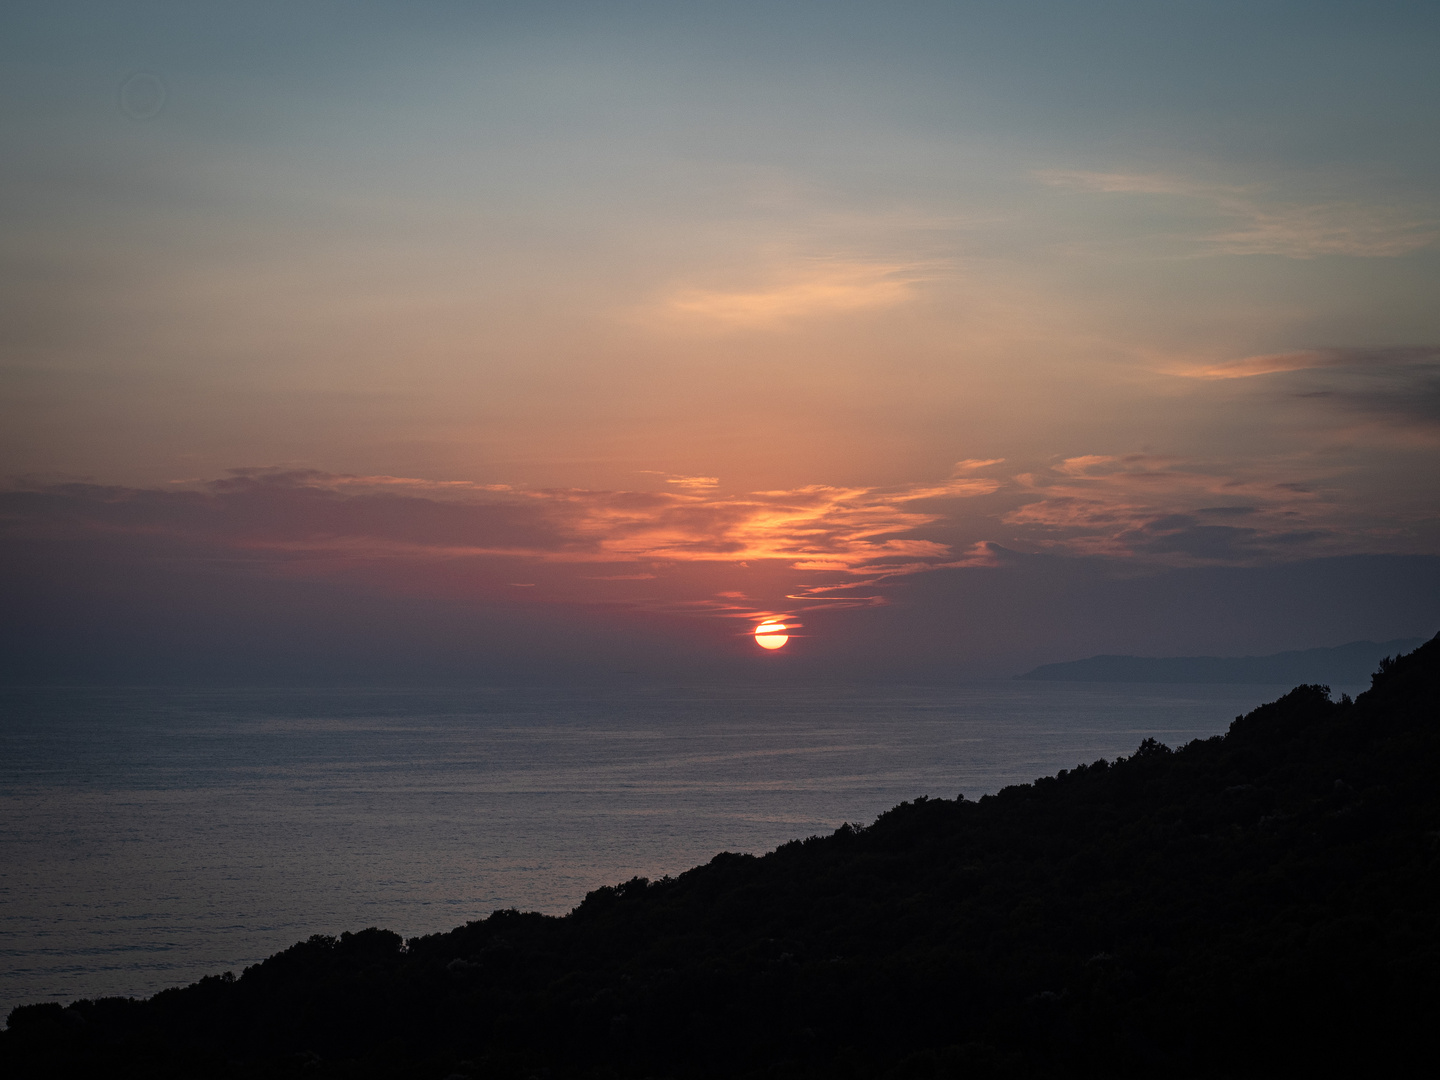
[2, 0, 1438, 683]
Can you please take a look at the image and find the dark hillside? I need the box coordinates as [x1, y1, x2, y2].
[6, 634, 1440, 1079]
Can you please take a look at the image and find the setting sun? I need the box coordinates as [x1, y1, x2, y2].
[754, 622, 789, 650]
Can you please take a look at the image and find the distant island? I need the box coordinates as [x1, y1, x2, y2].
[1015, 636, 1423, 684]
[6, 635, 1438, 1078]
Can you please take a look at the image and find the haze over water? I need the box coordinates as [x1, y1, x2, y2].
[0, 680, 1334, 1018]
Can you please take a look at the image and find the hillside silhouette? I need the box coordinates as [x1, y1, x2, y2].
[5, 635, 1439, 1078]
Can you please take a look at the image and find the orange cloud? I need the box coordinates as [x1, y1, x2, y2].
[664, 259, 930, 325]
[1172, 351, 1331, 380]
[1052, 455, 1118, 477]
[0, 468, 1004, 632]
[1168, 345, 1440, 384]
[952, 458, 1005, 472]
[639, 471, 721, 490]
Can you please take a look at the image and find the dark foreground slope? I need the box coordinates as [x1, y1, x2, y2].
[7, 637, 1440, 1080]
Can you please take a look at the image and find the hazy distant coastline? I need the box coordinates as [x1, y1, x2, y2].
[1016, 637, 1424, 684]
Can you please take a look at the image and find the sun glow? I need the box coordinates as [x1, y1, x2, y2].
[754, 622, 789, 650]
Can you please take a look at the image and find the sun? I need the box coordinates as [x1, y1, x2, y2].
[754, 622, 789, 650]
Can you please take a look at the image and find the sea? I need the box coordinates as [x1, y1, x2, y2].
[0, 680, 1346, 1020]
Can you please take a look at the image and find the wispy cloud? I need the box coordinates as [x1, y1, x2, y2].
[1039, 170, 1440, 258]
[1160, 346, 1440, 439]
[5, 428, 1431, 637]
[664, 259, 934, 324]
[0, 467, 1001, 628]
[1004, 454, 1351, 563]
[1171, 345, 1440, 381]
[665, 475, 720, 490]
[1173, 351, 1335, 380]
[953, 458, 1005, 472]
[639, 470, 721, 490]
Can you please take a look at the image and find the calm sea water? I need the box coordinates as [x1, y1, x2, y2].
[0, 681, 1323, 1019]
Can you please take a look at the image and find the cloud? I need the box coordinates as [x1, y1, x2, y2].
[952, 458, 1005, 472]
[0, 467, 1002, 629]
[1053, 455, 1118, 476]
[3, 423, 1432, 646]
[1162, 345, 1440, 436]
[664, 259, 932, 324]
[1039, 170, 1440, 258]
[1175, 351, 1335, 380]
[944, 540, 1006, 568]
[1002, 454, 1350, 564]
[666, 475, 721, 490]
[4, 459, 1436, 684]
[1173, 345, 1440, 382]
[638, 471, 720, 490]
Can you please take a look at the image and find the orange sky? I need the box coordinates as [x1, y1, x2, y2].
[2, 3, 1438, 679]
